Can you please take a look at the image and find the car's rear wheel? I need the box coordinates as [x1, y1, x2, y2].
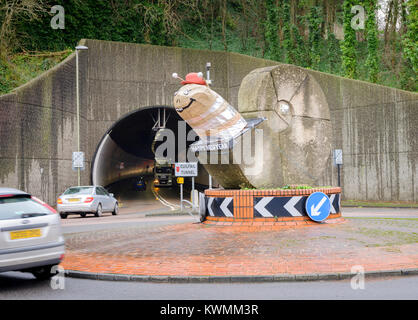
[60, 213, 68, 219]
[80, 213, 86, 218]
[112, 203, 118, 215]
[95, 204, 102, 217]
[31, 265, 55, 280]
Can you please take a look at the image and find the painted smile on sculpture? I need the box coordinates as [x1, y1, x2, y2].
[175, 98, 196, 113]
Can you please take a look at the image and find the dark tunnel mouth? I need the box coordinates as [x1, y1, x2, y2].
[90, 105, 196, 188]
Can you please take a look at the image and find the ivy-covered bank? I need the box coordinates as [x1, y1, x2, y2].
[0, 0, 416, 94]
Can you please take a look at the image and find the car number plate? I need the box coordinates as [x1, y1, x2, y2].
[10, 229, 42, 240]
[68, 198, 81, 202]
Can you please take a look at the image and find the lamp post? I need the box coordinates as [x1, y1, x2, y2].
[206, 62, 213, 189]
[75, 45, 88, 186]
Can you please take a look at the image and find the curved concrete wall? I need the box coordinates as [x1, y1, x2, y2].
[0, 39, 416, 203]
[0, 40, 89, 204]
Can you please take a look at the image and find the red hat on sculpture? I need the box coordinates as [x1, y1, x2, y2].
[181, 72, 207, 85]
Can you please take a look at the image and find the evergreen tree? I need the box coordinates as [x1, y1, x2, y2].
[291, 22, 308, 68]
[341, 0, 357, 78]
[365, 0, 379, 83]
[308, 6, 323, 70]
[0, 0, 415, 94]
[265, 0, 280, 61]
[402, 0, 418, 73]
[327, 31, 342, 75]
[282, 0, 293, 64]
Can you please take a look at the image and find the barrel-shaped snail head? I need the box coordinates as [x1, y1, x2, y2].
[172, 72, 210, 115]
[172, 72, 247, 141]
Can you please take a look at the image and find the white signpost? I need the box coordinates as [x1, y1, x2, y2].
[334, 149, 343, 165]
[175, 162, 198, 211]
[72, 152, 85, 171]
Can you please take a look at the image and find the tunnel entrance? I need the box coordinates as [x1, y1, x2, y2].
[91, 106, 210, 207]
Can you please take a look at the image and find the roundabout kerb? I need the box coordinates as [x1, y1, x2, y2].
[202, 187, 342, 226]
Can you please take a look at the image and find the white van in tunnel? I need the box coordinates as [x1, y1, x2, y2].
[0, 188, 65, 279]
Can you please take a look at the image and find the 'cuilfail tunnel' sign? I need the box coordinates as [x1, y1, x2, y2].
[175, 162, 198, 177]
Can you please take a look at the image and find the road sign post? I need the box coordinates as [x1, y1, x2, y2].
[177, 177, 184, 211]
[337, 164, 341, 187]
[333, 149, 343, 187]
[180, 183, 183, 211]
[191, 176, 195, 207]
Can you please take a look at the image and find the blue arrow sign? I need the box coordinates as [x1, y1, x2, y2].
[305, 192, 331, 222]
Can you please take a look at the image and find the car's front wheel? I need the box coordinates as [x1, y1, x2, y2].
[80, 213, 86, 218]
[31, 265, 55, 280]
[60, 213, 68, 219]
[112, 203, 118, 215]
[95, 204, 102, 217]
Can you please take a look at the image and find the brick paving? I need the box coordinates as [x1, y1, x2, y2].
[61, 217, 418, 276]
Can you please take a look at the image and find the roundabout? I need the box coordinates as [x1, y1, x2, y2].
[202, 187, 342, 226]
[60, 208, 418, 282]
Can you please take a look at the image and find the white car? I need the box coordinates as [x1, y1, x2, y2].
[0, 188, 65, 279]
[57, 186, 118, 219]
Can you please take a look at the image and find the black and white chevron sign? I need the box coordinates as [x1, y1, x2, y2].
[329, 193, 341, 214]
[206, 197, 234, 217]
[254, 194, 340, 217]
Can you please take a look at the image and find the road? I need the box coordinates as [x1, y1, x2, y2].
[342, 207, 418, 218]
[107, 177, 193, 214]
[59, 205, 418, 234]
[0, 206, 417, 300]
[60, 177, 198, 233]
[0, 271, 417, 300]
[61, 214, 196, 234]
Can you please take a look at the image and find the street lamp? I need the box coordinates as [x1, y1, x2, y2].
[206, 62, 213, 189]
[75, 45, 88, 186]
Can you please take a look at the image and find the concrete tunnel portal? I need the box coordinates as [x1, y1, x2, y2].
[91, 106, 210, 203]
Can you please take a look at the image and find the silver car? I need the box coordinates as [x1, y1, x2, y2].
[57, 186, 118, 218]
[0, 188, 65, 279]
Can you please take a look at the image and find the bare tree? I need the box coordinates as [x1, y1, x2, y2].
[134, 0, 198, 45]
[0, 0, 47, 59]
